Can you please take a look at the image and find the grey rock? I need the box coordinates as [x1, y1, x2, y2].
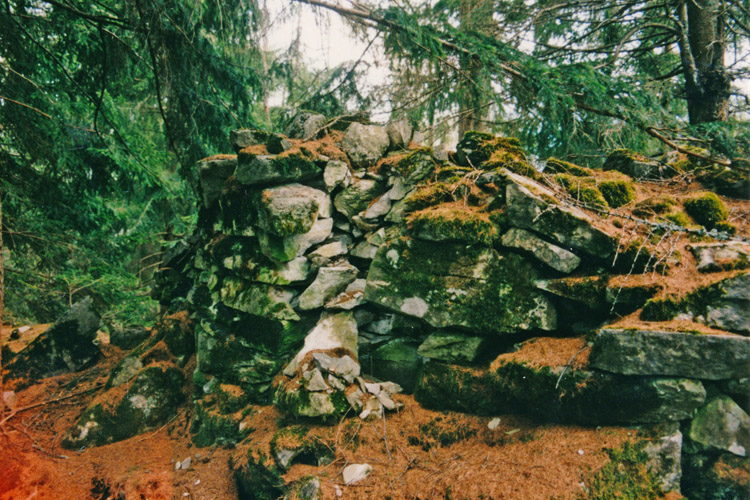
[305, 368, 330, 392]
[298, 263, 359, 310]
[296, 477, 321, 500]
[343, 463, 372, 485]
[198, 157, 236, 207]
[359, 396, 383, 419]
[308, 241, 349, 268]
[642, 424, 683, 492]
[386, 177, 411, 201]
[323, 160, 352, 192]
[326, 278, 366, 310]
[386, 119, 413, 150]
[417, 332, 485, 364]
[108, 355, 143, 387]
[313, 352, 360, 384]
[689, 242, 750, 273]
[285, 112, 327, 139]
[363, 193, 392, 220]
[235, 154, 320, 186]
[230, 128, 267, 151]
[265, 133, 292, 154]
[364, 238, 556, 335]
[7, 297, 101, 381]
[218, 277, 299, 321]
[341, 123, 389, 168]
[346, 387, 365, 411]
[327, 374, 347, 391]
[256, 184, 329, 237]
[501, 228, 581, 273]
[504, 169, 616, 258]
[258, 218, 333, 262]
[590, 328, 750, 380]
[334, 179, 386, 219]
[284, 312, 358, 376]
[299, 392, 337, 418]
[377, 391, 397, 410]
[689, 396, 750, 456]
[704, 273, 750, 334]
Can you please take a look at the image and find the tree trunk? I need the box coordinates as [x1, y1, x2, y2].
[683, 0, 730, 124]
[457, 0, 492, 138]
[0, 185, 5, 418]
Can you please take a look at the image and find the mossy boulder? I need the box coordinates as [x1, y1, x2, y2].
[6, 297, 101, 383]
[362, 339, 421, 393]
[696, 162, 750, 200]
[334, 178, 386, 219]
[414, 361, 506, 416]
[253, 184, 330, 237]
[684, 191, 729, 229]
[62, 365, 185, 449]
[234, 452, 286, 500]
[270, 426, 334, 469]
[235, 153, 321, 186]
[386, 147, 436, 185]
[688, 396, 750, 456]
[364, 237, 556, 336]
[340, 122, 390, 168]
[604, 149, 665, 179]
[407, 206, 497, 246]
[191, 397, 252, 447]
[257, 218, 333, 262]
[682, 453, 750, 500]
[217, 276, 300, 321]
[544, 157, 592, 176]
[198, 156, 237, 207]
[456, 133, 536, 178]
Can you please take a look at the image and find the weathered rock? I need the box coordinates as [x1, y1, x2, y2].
[363, 192, 392, 220]
[604, 149, 663, 179]
[198, 156, 236, 207]
[298, 263, 359, 310]
[258, 218, 333, 262]
[705, 272, 750, 334]
[109, 325, 150, 350]
[308, 240, 349, 268]
[326, 278, 366, 310]
[690, 242, 750, 273]
[235, 153, 321, 186]
[7, 297, 100, 381]
[323, 160, 352, 192]
[285, 112, 326, 139]
[341, 123, 389, 168]
[503, 169, 616, 258]
[230, 128, 267, 151]
[334, 179, 386, 219]
[493, 354, 706, 424]
[533, 276, 607, 309]
[304, 368, 329, 392]
[342, 463, 372, 485]
[414, 362, 505, 416]
[362, 340, 420, 393]
[689, 396, 750, 456]
[417, 332, 485, 364]
[642, 424, 683, 493]
[62, 365, 184, 449]
[265, 133, 292, 154]
[351, 241, 379, 260]
[590, 328, 750, 380]
[719, 378, 750, 413]
[364, 238, 556, 335]
[295, 477, 321, 500]
[255, 184, 330, 237]
[386, 119, 412, 150]
[313, 352, 360, 384]
[500, 228, 581, 273]
[218, 277, 299, 321]
[284, 312, 358, 376]
[270, 426, 333, 470]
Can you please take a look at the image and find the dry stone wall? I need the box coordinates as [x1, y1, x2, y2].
[152, 115, 749, 497]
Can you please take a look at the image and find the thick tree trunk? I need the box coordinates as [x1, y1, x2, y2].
[0, 186, 4, 418]
[683, 0, 730, 124]
[457, 0, 492, 138]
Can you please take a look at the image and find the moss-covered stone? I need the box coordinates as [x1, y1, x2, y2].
[234, 452, 286, 500]
[598, 179, 635, 208]
[633, 196, 678, 217]
[388, 147, 436, 184]
[407, 206, 497, 246]
[696, 163, 750, 200]
[604, 149, 663, 178]
[684, 191, 729, 229]
[456, 132, 536, 177]
[191, 398, 252, 447]
[584, 441, 663, 500]
[544, 157, 592, 176]
[235, 152, 321, 186]
[408, 416, 477, 450]
[682, 453, 750, 500]
[362, 339, 421, 393]
[414, 361, 506, 416]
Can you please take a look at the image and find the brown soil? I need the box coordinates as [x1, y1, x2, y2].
[1, 325, 671, 500]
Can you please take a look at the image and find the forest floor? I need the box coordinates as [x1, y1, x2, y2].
[0, 325, 685, 500]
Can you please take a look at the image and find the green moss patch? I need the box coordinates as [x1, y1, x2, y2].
[545, 158, 592, 176]
[408, 416, 477, 450]
[598, 180, 635, 208]
[583, 441, 662, 500]
[684, 192, 729, 229]
[408, 205, 497, 246]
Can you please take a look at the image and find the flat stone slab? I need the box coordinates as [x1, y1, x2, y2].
[689, 242, 750, 273]
[590, 328, 750, 380]
[501, 227, 580, 273]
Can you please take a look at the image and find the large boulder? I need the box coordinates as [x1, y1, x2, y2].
[364, 238, 556, 335]
[503, 169, 616, 258]
[235, 153, 321, 186]
[297, 263, 359, 311]
[589, 328, 750, 380]
[254, 184, 330, 237]
[417, 331, 485, 364]
[258, 218, 333, 262]
[688, 396, 750, 456]
[7, 297, 100, 382]
[285, 111, 327, 139]
[333, 178, 386, 219]
[500, 227, 581, 273]
[340, 123, 389, 168]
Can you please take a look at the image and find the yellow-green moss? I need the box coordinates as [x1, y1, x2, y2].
[555, 174, 609, 208]
[545, 157, 592, 176]
[663, 211, 693, 227]
[598, 180, 635, 208]
[408, 207, 497, 246]
[583, 441, 662, 500]
[684, 192, 729, 229]
[633, 196, 678, 216]
[714, 220, 738, 235]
